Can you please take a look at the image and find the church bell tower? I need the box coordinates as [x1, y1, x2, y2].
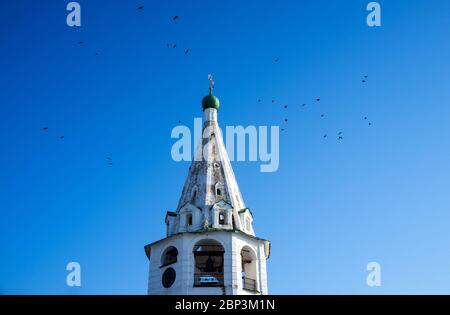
[144, 76, 270, 295]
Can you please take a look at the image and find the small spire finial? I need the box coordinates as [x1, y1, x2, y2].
[208, 74, 214, 94]
[202, 74, 220, 111]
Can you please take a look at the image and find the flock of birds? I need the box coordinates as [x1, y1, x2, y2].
[41, 6, 185, 167]
[78, 8, 185, 56]
[41, 5, 375, 166]
[266, 72, 373, 140]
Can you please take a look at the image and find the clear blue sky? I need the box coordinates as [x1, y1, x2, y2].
[1, 0, 450, 294]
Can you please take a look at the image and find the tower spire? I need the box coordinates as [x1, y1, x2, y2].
[144, 78, 270, 295]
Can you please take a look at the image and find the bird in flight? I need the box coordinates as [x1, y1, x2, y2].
[59, 136, 65, 140]
[173, 44, 177, 48]
[323, 134, 327, 138]
[79, 41, 84, 44]
[185, 49, 189, 54]
[284, 105, 288, 109]
[42, 127, 48, 131]
[338, 136, 343, 140]
[321, 114, 325, 118]
[302, 104, 306, 107]
[284, 119, 288, 123]
[272, 99, 275, 103]
[316, 98, 321, 102]
[173, 15, 179, 20]
[257, 99, 262, 103]
[274, 58, 279, 63]
[137, 6, 144, 10]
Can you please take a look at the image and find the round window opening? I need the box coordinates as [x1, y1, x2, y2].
[162, 267, 176, 288]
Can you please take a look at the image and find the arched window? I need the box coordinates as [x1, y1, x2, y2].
[241, 246, 257, 292]
[161, 246, 178, 267]
[215, 182, 224, 198]
[219, 212, 226, 225]
[193, 239, 225, 287]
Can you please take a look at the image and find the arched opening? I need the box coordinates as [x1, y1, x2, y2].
[241, 246, 258, 292]
[193, 239, 225, 287]
[215, 182, 224, 198]
[186, 213, 193, 227]
[219, 211, 227, 225]
[161, 246, 178, 267]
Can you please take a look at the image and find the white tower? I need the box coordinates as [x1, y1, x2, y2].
[144, 76, 270, 295]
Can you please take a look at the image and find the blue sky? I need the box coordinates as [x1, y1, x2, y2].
[1, 0, 450, 294]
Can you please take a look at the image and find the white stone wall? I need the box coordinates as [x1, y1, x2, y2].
[147, 231, 268, 295]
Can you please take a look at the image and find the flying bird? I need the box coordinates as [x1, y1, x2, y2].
[172, 15, 179, 20]
[173, 44, 177, 48]
[42, 127, 48, 131]
[284, 105, 288, 109]
[257, 99, 262, 103]
[274, 58, 279, 63]
[78, 41, 84, 44]
[316, 98, 321, 102]
[321, 114, 325, 118]
[59, 136, 65, 140]
[185, 49, 189, 54]
[323, 134, 327, 138]
[272, 100, 275, 103]
[284, 119, 288, 122]
[137, 6, 144, 10]
[338, 136, 343, 140]
[302, 104, 306, 107]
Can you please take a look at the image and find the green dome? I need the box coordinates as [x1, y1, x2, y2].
[202, 92, 220, 111]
